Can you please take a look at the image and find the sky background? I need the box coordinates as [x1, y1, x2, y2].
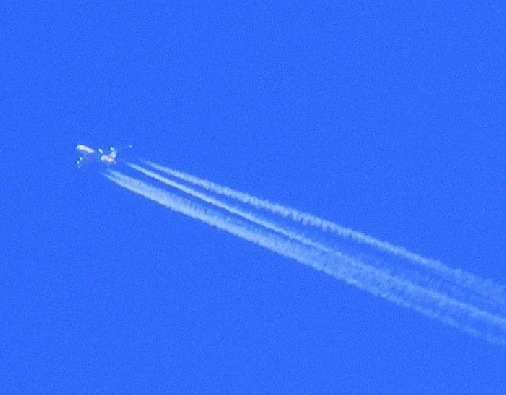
[1, 2, 506, 393]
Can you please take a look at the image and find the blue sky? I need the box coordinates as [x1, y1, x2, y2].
[2, 2, 505, 393]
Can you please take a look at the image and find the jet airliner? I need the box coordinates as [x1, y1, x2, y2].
[76, 144, 132, 168]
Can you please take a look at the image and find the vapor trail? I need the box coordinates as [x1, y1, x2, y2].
[141, 160, 506, 308]
[105, 166, 506, 345]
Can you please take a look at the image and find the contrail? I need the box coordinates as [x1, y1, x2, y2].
[141, 160, 506, 308]
[104, 165, 506, 346]
[128, 162, 503, 311]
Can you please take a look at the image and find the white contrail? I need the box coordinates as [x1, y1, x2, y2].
[141, 160, 506, 308]
[105, 168, 506, 345]
[127, 163, 343, 259]
[127, 162, 501, 313]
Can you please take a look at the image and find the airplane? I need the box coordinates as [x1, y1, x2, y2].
[75, 144, 132, 168]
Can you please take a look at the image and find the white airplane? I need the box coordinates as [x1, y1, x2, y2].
[75, 144, 132, 168]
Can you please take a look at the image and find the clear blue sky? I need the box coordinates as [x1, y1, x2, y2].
[2, 2, 505, 393]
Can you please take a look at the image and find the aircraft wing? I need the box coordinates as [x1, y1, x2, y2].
[100, 145, 133, 165]
[76, 144, 99, 167]
[76, 144, 95, 154]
